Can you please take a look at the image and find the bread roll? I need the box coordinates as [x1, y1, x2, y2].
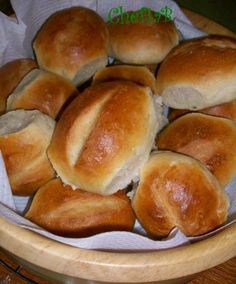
[0, 59, 37, 114]
[0, 110, 55, 195]
[169, 100, 236, 122]
[25, 178, 135, 237]
[7, 69, 77, 118]
[33, 7, 109, 86]
[92, 65, 158, 94]
[156, 35, 236, 110]
[157, 113, 236, 186]
[132, 151, 229, 238]
[48, 81, 162, 195]
[107, 10, 179, 64]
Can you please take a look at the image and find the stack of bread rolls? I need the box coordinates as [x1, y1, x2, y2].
[0, 6, 234, 239]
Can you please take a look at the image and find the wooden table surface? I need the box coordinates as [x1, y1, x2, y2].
[0, 7, 236, 284]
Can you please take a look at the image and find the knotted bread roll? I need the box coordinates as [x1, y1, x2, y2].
[48, 81, 164, 195]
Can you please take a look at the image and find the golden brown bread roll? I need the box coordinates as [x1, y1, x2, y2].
[48, 81, 163, 195]
[25, 178, 135, 237]
[7, 69, 77, 118]
[132, 151, 229, 238]
[0, 110, 55, 195]
[0, 59, 37, 114]
[92, 65, 158, 94]
[169, 100, 236, 122]
[33, 7, 109, 86]
[107, 10, 179, 64]
[157, 113, 236, 186]
[156, 35, 236, 110]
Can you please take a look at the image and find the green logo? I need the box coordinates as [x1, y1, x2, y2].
[108, 6, 173, 24]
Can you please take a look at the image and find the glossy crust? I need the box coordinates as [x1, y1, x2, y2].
[157, 113, 236, 186]
[132, 151, 229, 238]
[0, 59, 37, 114]
[156, 35, 236, 110]
[92, 65, 158, 94]
[33, 7, 109, 85]
[107, 11, 179, 64]
[7, 69, 77, 118]
[48, 81, 161, 195]
[25, 178, 135, 237]
[169, 100, 236, 122]
[0, 110, 55, 195]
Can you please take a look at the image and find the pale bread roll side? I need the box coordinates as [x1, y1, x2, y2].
[7, 69, 77, 118]
[48, 81, 163, 195]
[0, 59, 37, 114]
[0, 110, 55, 195]
[156, 36, 236, 110]
[132, 151, 229, 238]
[169, 99, 236, 122]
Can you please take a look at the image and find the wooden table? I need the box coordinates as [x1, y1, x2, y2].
[0, 8, 236, 284]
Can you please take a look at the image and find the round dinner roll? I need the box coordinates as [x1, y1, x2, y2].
[107, 10, 179, 64]
[156, 35, 236, 110]
[92, 65, 158, 94]
[7, 69, 77, 118]
[48, 81, 163, 195]
[132, 151, 229, 238]
[157, 113, 236, 186]
[33, 7, 109, 86]
[25, 178, 135, 237]
[0, 110, 55, 195]
[169, 99, 236, 122]
[0, 59, 37, 114]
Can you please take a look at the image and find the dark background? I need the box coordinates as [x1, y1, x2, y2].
[0, 0, 236, 32]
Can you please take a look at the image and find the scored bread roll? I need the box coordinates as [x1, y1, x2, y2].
[156, 35, 236, 110]
[0, 59, 37, 114]
[33, 7, 109, 86]
[157, 113, 236, 186]
[0, 110, 55, 195]
[7, 69, 77, 118]
[169, 99, 236, 122]
[132, 151, 229, 238]
[48, 81, 163, 195]
[92, 65, 158, 94]
[25, 178, 135, 237]
[107, 10, 179, 64]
